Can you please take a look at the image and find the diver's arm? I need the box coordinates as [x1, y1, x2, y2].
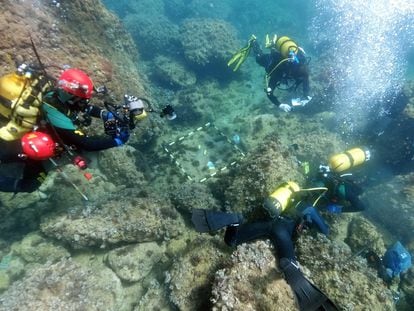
[84, 105, 104, 119]
[55, 127, 118, 151]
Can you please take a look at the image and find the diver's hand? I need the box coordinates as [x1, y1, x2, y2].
[279, 103, 292, 112]
[114, 129, 130, 146]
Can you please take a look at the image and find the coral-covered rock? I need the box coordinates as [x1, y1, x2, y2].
[0, 259, 125, 311]
[98, 145, 148, 188]
[11, 232, 70, 265]
[40, 197, 185, 249]
[401, 267, 414, 307]
[363, 173, 414, 244]
[106, 242, 165, 282]
[296, 234, 395, 310]
[345, 216, 386, 255]
[152, 55, 197, 89]
[166, 235, 228, 311]
[134, 279, 171, 311]
[180, 18, 239, 68]
[170, 181, 221, 214]
[223, 136, 304, 216]
[124, 14, 179, 57]
[211, 240, 297, 310]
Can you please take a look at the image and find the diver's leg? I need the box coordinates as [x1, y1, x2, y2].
[192, 209, 243, 233]
[266, 77, 282, 107]
[299, 65, 310, 97]
[269, 218, 297, 261]
[224, 221, 273, 247]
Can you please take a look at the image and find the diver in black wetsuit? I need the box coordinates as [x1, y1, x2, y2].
[192, 207, 337, 311]
[313, 165, 366, 213]
[251, 35, 311, 112]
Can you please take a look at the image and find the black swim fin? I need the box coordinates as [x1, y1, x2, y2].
[191, 209, 243, 233]
[280, 258, 339, 311]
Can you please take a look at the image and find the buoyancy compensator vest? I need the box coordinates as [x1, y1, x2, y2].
[0, 64, 53, 141]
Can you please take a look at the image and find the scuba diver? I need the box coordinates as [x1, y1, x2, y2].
[41, 68, 132, 151]
[312, 147, 371, 213]
[0, 65, 155, 193]
[228, 34, 311, 112]
[314, 165, 366, 213]
[192, 181, 340, 311]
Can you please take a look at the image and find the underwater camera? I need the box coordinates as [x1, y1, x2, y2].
[103, 100, 136, 138]
[160, 104, 176, 120]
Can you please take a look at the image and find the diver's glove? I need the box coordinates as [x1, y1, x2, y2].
[279, 103, 292, 112]
[265, 34, 277, 49]
[301, 206, 329, 235]
[114, 129, 130, 146]
[101, 111, 114, 121]
[326, 203, 343, 214]
[250, 35, 262, 55]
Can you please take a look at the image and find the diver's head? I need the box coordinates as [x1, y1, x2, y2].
[57, 68, 94, 109]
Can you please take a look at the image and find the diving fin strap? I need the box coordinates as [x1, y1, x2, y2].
[280, 258, 339, 311]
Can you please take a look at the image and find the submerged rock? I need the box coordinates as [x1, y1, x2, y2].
[11, 232, 70, 265]
[180, 18, 239, 69]
[153, 55, 197, 89]
[346, 216, 386, 255]
[106, 242, 165, 282]
[133, 279, 171, 311]
[170, 181, 221, 214]
[40, 197, 185, 249]
[0, 259, 125, 311]
[296, 234, 395, 310]
[211, 240, 297, 310]
[166, 235, 228, 311]
[223, 136, 304, 217]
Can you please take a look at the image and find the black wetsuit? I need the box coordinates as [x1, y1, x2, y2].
[224, 217, 297, 261]
[0, 139, 45, 192]
[253, 43, 310, 107]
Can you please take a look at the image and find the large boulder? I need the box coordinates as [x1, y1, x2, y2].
[105, 242, 166, 282]
[40, 197, 186, 249]
[296, 234, 395, 310]
[180, 18, 239, 70]
[166, 235, 228, 311]
[211, 240, 297, 310]
[152, 55, 197, 89]
[0, 259, 125, 311]
[223, 136, 304, 216]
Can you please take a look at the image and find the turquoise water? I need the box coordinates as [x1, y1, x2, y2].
[1, 0, 414, 310]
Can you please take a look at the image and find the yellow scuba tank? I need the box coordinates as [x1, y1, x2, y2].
[328, 147, 371, 173]
[275, 36, 299, 59]
[263, 181, 300, 218]
[0, 67, 52, 141]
